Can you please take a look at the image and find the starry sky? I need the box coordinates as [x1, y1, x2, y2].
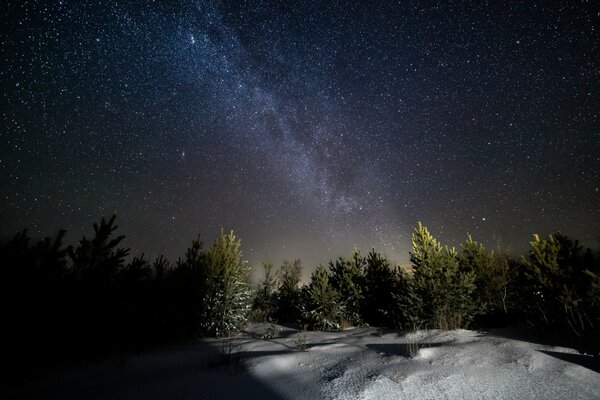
[2, 1, 599, 276]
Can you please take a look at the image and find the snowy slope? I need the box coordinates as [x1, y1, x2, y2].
[16, 324, 600, 399]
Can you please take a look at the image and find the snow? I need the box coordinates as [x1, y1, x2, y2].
[15, 324, 600, 399]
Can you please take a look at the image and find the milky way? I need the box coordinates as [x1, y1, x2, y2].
[2, 1, 599, 274]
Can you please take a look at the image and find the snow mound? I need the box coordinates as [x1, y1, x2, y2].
[18, 324, 600, 399]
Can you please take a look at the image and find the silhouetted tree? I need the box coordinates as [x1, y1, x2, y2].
[521, 232, 599, 336]
[329, 249, 365, 326]
[274, 259, 303, 323]
[171, 235, 207, 336]
[252, 260, 278, 322]
[1, 229, 71, 371]
[361, 249, 398, 328]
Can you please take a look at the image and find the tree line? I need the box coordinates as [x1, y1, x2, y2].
[254, 222, 600, 342]
[2, 217, 599, 377]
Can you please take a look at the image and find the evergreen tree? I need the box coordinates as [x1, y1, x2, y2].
[149, 254, 173, 338]
[302, 265, 341, 331]
[522, 232, 599, 335]
[274, 259, 303, 323]
[68, 216, 131, 351]
[411, 222, 476, 329]
[362, 249, 398, 328]
[393, 266, 420, 330]
[171, 235, 207, 336]
[460, 235, 513, 316]
[118, 254, 154, 345]
[201, 229, 252, 336]
[329, 249, 365, 326]
[1, 229, 71, 368]
[252, 260, 278, 321]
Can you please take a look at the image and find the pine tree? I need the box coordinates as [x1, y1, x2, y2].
[252, 260, 278, 322]
[302, 265, 341, 331]
[460, 235, 512, 316]
[411, 222, 476, 329]
[522, 232, 598, 335]
[201, 229, 252, 336]
[2, 229, 71, 367]
[172, 235, 207, 336]
[393, 266, 420, 330]
[68, 215, 129, 282]
[274, 259, 303, 323]
[68, 216, 131, 350]
[329, 248, 365, 326]
[362, 249, 398, 328]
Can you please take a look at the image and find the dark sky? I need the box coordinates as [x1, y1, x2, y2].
[2, 1, 599, 275]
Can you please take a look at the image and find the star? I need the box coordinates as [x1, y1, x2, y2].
[0, 1, 597, 272]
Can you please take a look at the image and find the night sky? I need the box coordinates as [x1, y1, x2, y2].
[2, 1, 599, 276]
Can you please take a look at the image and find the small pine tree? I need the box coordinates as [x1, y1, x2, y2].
[252, 260, 278, 322]
[68, 216, 131, 349]
[329, 248, 365, 326]
[302, 265, 341, 331]
[1, 229, 71, 367]
[201, 229, 252, 336]
[411, 222, 476, 329]
[172, 235, 207, 336]
[68, 215, 129, 282]
[585, 267, 600, 317]
[522, 232, 598, 336]
[274, 259, 303, 323]
[460, 235, 513, 316]
[393, 266, 420, 330]
[361, 249, 398, 328]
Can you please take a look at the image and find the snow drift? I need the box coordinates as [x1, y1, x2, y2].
[16, 324, 600, 399]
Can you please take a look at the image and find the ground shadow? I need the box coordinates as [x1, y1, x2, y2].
[482, 326, 567, 347]
[242, 327, 299, 340]
[481, 326, 600, 355]
[538, 350, 600, 374]
[8, 339, 287, 400]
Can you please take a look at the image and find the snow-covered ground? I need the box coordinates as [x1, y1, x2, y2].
[16, 324, 600, 399]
